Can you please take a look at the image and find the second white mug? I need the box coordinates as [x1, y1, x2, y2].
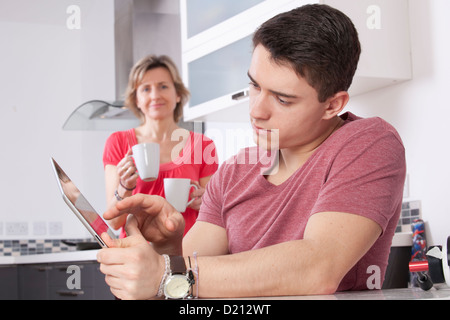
[164, 178, 198, 212]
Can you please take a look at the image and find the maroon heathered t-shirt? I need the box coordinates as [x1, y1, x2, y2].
[198, 112, 406, 291]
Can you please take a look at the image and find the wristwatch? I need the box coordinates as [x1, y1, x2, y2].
[164, 256, 195, 299]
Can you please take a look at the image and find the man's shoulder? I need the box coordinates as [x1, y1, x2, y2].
[340, 112, 404, 145]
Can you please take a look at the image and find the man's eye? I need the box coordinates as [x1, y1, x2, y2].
[277, 97, 291, 106]
[249, 82, 260, 90]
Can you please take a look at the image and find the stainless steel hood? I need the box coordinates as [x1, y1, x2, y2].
[63, 0, 182, 131]
[63, 100, 140, 130]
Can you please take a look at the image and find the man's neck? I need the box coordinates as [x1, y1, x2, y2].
[266, 116, 344, 186]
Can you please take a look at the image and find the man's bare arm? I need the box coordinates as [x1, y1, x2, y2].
[183, 211, 381, 298]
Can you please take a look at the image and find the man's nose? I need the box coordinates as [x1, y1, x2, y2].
[249, 91, 270, 120]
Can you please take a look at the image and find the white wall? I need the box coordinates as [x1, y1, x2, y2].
[205, 0, 450, 247]
[347, 0, 450, 246]
[0, 0, 115, 239]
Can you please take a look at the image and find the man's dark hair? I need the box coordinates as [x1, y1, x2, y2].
[253, 4, 361, 102]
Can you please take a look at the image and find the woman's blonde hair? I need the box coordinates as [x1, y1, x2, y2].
[124, 55, 190, 123]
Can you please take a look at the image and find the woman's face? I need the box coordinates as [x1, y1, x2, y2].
[135, 67, 180, 122]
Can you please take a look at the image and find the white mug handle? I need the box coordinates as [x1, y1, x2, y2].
[186, 184, 199, 206]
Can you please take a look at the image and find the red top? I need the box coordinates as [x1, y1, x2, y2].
[103, 129, 219, 237]
[199, 112, 406, 291]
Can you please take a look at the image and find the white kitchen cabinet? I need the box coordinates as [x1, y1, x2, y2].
[9, 262, 114, 300]
[324, 0, 412, 95]
[180, 0, 412, 122]
[0, 266, 19, 299]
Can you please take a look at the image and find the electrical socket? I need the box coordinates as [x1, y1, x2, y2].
[49, 221, 63, 235]
[0, 222, 3, 236]
[33, 221, 47, 236]
[6, 222, 29, 236]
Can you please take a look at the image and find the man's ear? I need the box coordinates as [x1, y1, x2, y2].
[323, 91, 349, 120]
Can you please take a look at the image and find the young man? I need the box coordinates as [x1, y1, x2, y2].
[97, 4, 406, 299]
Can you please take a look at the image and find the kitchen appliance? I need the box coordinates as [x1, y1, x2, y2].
[63, 100, 139, 131]
[409, 236, 450, 291]
[63, 0, 182, 130]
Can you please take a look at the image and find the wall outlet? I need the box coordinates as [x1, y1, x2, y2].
[6, 222, 29, 236]
[0, 222, 3, 236]
[49, 221, 63, 235]
[33, 221, 47, 236]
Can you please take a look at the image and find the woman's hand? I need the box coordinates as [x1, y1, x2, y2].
[187, 180, 205, 211]
[117, 149, 138, 190]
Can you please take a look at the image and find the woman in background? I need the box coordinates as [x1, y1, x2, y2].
[102, 55, 218, 238]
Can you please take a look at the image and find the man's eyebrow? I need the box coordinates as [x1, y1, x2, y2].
[247, 71, 299, 99]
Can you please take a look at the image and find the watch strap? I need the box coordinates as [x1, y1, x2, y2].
[170, 256, 187, 275]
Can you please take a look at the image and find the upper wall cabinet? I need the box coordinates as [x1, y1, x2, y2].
[180, 0, 412, 122]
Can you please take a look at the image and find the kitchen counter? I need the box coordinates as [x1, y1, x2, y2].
[1, 250, 449, 300]
[242, 287, 450, 300]
[0, 250, 99, 265]
[391, 232, 412, 247]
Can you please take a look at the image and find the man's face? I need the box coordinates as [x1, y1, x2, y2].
[248, 45, 331, 152]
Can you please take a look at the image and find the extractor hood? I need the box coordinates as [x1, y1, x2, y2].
[62, 100, 140, 130]
[63, 0, 182, 131]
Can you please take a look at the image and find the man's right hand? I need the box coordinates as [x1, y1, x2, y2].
[103, 194, 185, 255]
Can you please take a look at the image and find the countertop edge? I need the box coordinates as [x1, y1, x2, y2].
[0, 250, 99, 265]
[0, 233, 413, 265]
[392, 232, 412, 247]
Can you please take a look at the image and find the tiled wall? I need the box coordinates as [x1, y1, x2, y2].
[397, 200, 421, 233]
[0, 239, 92, 256]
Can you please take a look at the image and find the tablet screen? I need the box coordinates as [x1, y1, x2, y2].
[51, 158, 113, 239]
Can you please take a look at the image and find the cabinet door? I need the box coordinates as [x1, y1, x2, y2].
[93, 263, 115, 300]
[184, 0, 265, 39]
[48, 263, 95, 300]
[18, 264, 49, 300]
[182, 0, 411, 122]
[47, 262, 114, 300]
[0, 266, 19, 300]
[188, 35, 253, 108]
[322, 0, 411, 94]
[182, 0, 309, 122]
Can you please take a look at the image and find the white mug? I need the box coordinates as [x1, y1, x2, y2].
[132, 143, 160, 182]
[164, 178, 199, 212]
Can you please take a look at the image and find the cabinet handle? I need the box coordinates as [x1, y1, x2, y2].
[37, 266, 52, 272]
[231, 90, 249, 101]
[56, 290, 85, 297]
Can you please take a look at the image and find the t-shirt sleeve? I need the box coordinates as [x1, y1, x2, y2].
[311, 128, 406, 233]
[197, 159, 230, 229]
[103, 131, 129, 168]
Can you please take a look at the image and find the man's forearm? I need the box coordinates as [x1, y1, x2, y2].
[186, 240, 341, 298]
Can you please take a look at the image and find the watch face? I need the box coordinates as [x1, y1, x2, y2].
[164, 274, 190, 299]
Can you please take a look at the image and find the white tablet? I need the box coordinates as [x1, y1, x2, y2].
[50, 157, 117, 247]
